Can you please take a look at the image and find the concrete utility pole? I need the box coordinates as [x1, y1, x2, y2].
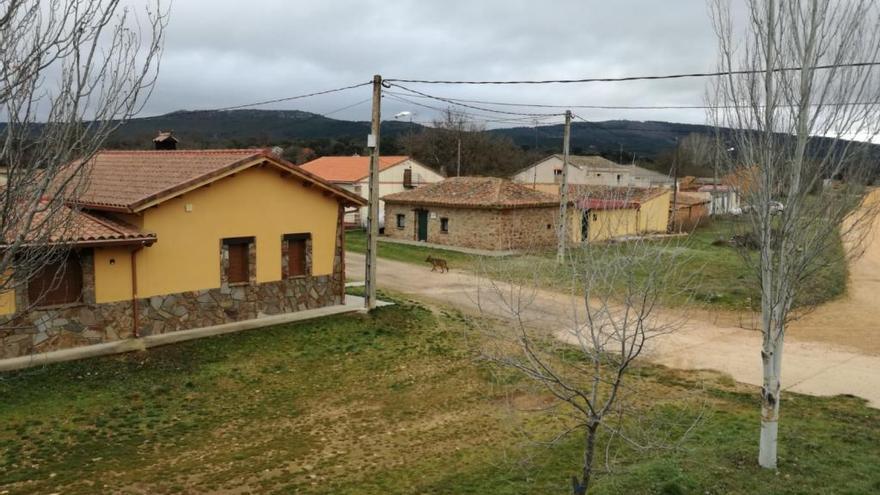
[365, 74, 382, 310]
[557, 110, 572, 263]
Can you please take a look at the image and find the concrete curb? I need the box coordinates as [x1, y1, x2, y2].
[0, 295, 389, 372]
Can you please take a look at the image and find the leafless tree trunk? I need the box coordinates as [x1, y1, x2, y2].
[709, 0, 880, 469]
[471, 193, 700, 494]
[0, 0, 166, 308]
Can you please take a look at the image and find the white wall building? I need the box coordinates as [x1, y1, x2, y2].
[697, 184, 741, 215]
[300, 155, 445, 227]
[511, 154, 674, 193]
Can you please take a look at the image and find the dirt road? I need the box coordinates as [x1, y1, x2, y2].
[347, 252, 880, 408]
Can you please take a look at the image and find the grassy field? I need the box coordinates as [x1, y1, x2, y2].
[346, 219, 847, 311]
[1, 300, 877, 494]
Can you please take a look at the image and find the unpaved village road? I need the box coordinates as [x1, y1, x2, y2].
[346, 249, 880, 408]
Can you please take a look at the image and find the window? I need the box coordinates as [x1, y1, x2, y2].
[403, 168, 414, 189]
[354, 185, 362, 194]
[223, 237, 253, 284]
[28, 252, 84, 307]
[284, 234, 309, 277]
[396, 214, 406, 229]
[440, 217, 449, 233]
[553, 168, 563, 184]
[616, 174, 621, 182]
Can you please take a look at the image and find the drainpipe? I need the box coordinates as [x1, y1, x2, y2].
[130, 244, 144, 338]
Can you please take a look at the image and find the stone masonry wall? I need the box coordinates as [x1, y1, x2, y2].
[0, 204, 347, 359]
[383, 203, 559, 251]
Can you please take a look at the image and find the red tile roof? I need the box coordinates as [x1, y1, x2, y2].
[382, 177, 559, 209]
[298, 155, 410, 183]
[66, 149, 365, 212]
[3, 204, 156, 247]
[566, 185, 668, 210]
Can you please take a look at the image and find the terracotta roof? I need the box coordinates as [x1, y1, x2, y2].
[382, 177, 559, 209]
[298, 155, 410, 183]
[566, 185, 668, 210]
[66, 149, 365, 212]
[3, 204, 156, 247]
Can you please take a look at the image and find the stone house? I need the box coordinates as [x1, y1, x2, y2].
[0, 146, 365, 359]
[299, 155, 444, 228]
[382, 177, 560, 251]
[512, 154, 674, 194]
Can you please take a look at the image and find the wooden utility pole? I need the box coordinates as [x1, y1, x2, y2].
[456, 137, 461, 177]
[364, 74, 382, 310]
[557, 110, 572, 263]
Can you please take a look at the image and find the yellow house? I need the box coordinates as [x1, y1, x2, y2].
[0, 148, 365, 359]
[567, 186, 671, 243]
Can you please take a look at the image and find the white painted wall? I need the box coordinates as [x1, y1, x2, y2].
[346, 158, 445, 227]
[513, 156, 673, 189]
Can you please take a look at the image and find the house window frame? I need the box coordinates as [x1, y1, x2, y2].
[440, 217, 449, 233]
[396, 213, 406, 229]
[221, 237, 256, 287]
[281, 233, 311, 279]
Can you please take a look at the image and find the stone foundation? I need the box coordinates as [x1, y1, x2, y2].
[0, 206, 347, 360]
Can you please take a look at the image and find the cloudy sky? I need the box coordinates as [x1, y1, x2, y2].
[140, 0, 732, 127]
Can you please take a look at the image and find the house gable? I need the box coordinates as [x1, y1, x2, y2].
[110, 165, 344, 299]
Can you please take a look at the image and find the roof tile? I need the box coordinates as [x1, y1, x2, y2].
[382, 177, 558, 209]
[299, 155, 410, 182]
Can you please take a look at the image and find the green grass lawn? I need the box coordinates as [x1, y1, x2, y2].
[1, 300, 877, 494]
[347, 219, 848, 311]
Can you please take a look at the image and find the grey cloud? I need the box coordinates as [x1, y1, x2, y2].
[139, 0, 726, 126]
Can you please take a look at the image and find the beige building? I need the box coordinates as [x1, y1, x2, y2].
[382, 177, 560, 251]
[512, 154, 674, 194]
[299, 155, 444, 227]
[566, 185, 672, 243]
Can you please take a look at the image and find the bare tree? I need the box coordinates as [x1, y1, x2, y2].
[709, 0, 880, 469]
[0, 0, 166, 308]
[471, 192, 700, 494]
[401, 107, 538, 176]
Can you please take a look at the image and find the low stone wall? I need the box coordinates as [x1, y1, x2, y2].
[0, 208, 347, 360]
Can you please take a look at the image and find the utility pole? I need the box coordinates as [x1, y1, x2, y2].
[364, 74, 382, 310]
[557, 110, 572, 263]
[456, 137, 461, 176]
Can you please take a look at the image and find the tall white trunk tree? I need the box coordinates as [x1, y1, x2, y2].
[709, 0, 880, 469]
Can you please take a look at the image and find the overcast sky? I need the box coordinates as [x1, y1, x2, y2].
[140, 0, 731, 127]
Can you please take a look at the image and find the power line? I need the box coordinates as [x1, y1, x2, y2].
[385, 93, 562, 125]
[213, 81, 372, 111]
[385, 91, 711, 110]
[137, 81, 372, 120]
[385, 61, 880, 85]
[387, 82, 563, 117]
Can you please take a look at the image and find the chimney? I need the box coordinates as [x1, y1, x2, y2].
[153, 130, 178, 150]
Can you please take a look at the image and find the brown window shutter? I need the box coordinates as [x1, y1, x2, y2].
[403, 168, 413, 188]
[28, 253, 83, 307]
[288, 238, 307, 277]
[227, 242, 249, 283]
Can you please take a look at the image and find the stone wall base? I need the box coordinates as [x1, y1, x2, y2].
[0, 275, 342, 359]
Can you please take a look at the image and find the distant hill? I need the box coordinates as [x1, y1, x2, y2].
[106, 109, 417, 150]
[490, 120, 718, 158]
[106, 109, 705, 159]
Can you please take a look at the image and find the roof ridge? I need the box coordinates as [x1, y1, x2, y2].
[98, 149, 263, 154]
